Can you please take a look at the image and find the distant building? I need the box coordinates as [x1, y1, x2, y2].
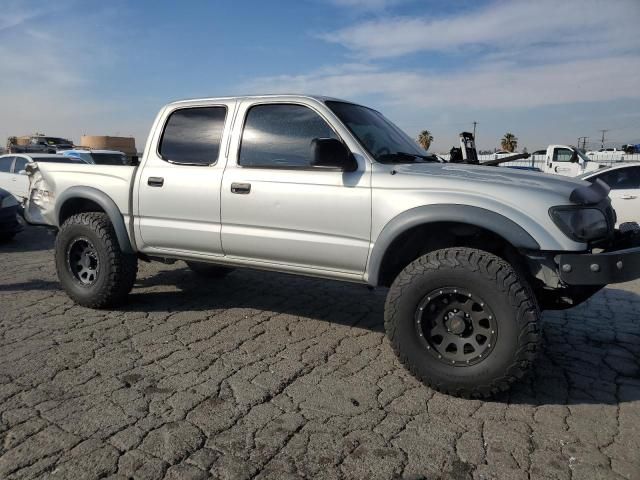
[79, 135, 137, 162]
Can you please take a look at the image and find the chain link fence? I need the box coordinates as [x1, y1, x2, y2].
[438, 153, 640, 169]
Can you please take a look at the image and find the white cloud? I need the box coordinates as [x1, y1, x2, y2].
[328, 0, 407, 11]
[322, 0, 640, 60]
[245, 0, 640, 150]
[242, 56, 640, 110]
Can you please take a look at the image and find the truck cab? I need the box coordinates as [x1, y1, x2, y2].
[542, 144, 603, 177]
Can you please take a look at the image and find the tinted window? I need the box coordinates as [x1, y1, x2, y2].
[0, 157, 13, 173]
[159, 107, 227, 165]
[553, 148, 574, 162]
[593, 167, 640, 190]
[0, 157, 14, 172]
[239, 104, 337, 168]
[13, 157, 28, 173]
[91, 153, 128, 165]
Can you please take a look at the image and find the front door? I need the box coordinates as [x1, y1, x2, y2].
[135, 102, 236, 256]
[220, 101, 371, 275]
[548, 148, 580, 176]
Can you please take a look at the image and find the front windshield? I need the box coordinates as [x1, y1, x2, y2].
[326, 101, 433, 163]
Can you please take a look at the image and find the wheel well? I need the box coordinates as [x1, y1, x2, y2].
[59, 198, 105, 226]
[376, 222, 527, 287]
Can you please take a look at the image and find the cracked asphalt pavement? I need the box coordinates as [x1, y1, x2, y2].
[1, 226, 639, 480]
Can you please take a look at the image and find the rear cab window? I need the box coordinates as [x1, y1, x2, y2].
[159, 106, 227, 165]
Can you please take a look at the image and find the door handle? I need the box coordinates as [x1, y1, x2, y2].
[231, 182, 251, 194]
[147, 177, 164, 187]
[621, 194, 637, 200]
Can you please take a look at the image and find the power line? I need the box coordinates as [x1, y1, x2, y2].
[578, 136, 588, 150]
[599, 129, 609, 149]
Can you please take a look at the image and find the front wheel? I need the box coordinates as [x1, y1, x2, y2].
[384, 247, 539, 398]
[55, 212, 137, 308]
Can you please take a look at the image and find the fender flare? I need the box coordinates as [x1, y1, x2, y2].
[366, 204, 540, 286]
[55, 186, 135, 254]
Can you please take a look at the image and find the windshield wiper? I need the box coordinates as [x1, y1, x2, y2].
[377, 152, 440, 163]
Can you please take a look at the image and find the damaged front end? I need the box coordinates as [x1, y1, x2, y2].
[526, 179, 640, 310]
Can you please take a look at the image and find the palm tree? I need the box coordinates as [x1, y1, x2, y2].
[417, 130, 434, 151]
[501, 133, 518, 152]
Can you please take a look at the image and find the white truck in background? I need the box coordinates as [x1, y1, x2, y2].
[541, 145, 604, 177]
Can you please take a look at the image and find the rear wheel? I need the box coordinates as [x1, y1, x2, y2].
[384, 247, 539, 398]
[185, 261, 234, 278]
[55, 212, 137, 308]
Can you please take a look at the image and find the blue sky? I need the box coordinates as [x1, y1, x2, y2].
[1, 0, 639, 152]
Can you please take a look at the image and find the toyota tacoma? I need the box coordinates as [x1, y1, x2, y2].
[22, 95, 640, 398]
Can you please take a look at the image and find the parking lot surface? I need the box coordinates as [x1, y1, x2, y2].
[0, 226, 639, 480]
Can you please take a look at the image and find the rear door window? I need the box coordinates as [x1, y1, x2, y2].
[159, 106, 227, 165]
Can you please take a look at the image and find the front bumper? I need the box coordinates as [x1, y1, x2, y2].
[558, 223, 640, 285]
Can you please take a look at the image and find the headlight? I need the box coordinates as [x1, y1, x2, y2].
[549, 207, 609, 242]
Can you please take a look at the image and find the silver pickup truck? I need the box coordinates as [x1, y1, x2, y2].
[23, 95, 640, 398]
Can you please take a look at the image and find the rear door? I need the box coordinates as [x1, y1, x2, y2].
[0, 156, 16, 196]
[135, 101, 236, 256]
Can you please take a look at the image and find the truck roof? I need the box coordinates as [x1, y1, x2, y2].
[166, 94, 352, 107]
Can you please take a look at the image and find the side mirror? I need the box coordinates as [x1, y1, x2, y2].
[310, 138, 357, 172]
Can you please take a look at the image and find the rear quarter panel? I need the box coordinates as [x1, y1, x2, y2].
[28, 164, 135, 225]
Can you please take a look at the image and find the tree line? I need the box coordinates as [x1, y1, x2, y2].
[416, 130, 519, 152]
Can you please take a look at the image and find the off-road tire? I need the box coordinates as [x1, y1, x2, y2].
[186, 261, 234, 278]
[384, 247, 539, 398]
[55, 212, 137, 308]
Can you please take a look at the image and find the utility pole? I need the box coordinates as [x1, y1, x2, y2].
[599, 129, 609, 149]
[578, 136, 588, 151]
[472, 121, 477, 141]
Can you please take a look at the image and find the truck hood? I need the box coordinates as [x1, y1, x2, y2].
[388, 162, 586, 201]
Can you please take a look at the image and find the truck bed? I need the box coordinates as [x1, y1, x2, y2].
[25, 163, 136, 227]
